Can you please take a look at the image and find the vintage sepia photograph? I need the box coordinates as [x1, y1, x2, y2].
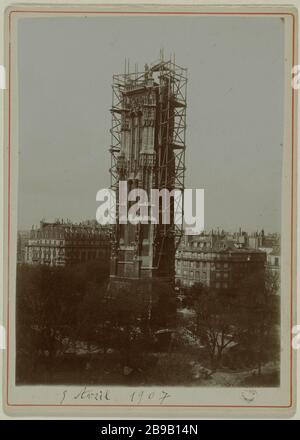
[3, 4, 297, 416]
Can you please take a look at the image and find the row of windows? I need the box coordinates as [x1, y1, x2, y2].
[216, 272, 229, 279]
[177, 251, 228, 259]
[28, 240, 107, 248]
[179, 279, 229, 289]
[177, 270, 207, 279]
[29, 239, 64, 245]
[268, 257, 280, 266]
[177, 260, 209, 268]
[177, 269, 230, 278]
[176, 260, 229, 270]
[30, 249, 63, 259]
[28, 251, 103, 264]
[215, 282, 228, 289]
[177, 252, 208, 259]
[31, 232, 106, 241]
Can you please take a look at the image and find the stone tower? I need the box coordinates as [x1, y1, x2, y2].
[109, 56, 187, 286]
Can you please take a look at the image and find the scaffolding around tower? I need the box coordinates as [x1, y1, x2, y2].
[109, 56, 187, 282]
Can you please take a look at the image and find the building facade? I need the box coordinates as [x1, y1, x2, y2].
[266, 247, 280, 274]
[24, 221, 110, 266]
[175, 233, 266, 291]
[17, 230, 31, 264]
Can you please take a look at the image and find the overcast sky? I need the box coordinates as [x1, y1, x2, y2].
[17, 16, 284, 232]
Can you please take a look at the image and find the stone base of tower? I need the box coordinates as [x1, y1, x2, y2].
[110, 255, 142, 280]
[110, 254, 175, 285]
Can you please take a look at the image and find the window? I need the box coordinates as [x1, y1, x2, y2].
[216, 282, 221, 289]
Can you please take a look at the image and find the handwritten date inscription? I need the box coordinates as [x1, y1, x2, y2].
[60, 387, 171, 405]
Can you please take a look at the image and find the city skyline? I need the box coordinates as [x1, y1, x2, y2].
[18, 218, 281, 237]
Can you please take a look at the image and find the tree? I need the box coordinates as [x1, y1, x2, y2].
[75, 281, 111, 353]
[226, 269, 280, 375]
[193, 289, 240, 369]
[150, 279, 177, 332]
[107, 286, 149, 367]
[191, 269, 280, 373]
[265, 269, 280, 296]
[105, 279, 177, 368]
[16, 260, 109, 383]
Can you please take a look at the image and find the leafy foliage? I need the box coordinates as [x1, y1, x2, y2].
[16, 263, 177, 383]
[188, 270, 280, 372]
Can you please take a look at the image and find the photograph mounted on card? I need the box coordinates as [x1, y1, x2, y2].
[2, 4, 298, 417]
